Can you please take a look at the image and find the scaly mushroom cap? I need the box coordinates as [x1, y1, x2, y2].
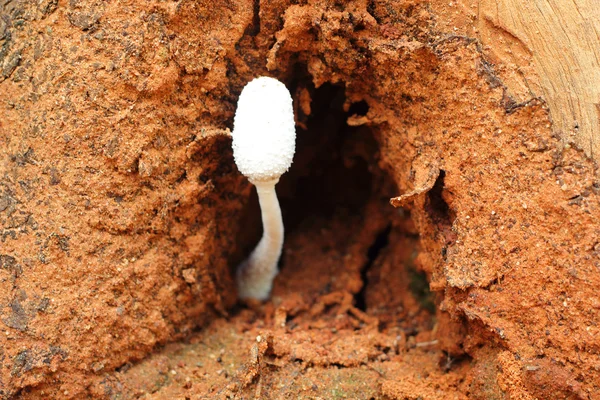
[232, 77, 296, 183]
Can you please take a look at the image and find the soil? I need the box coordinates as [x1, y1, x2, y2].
[1, 0, 599, 399]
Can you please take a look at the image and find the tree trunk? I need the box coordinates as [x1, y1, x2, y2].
[1, 0, 598, 398]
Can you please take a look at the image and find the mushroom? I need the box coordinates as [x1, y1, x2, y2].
[231, 76, 296, 300]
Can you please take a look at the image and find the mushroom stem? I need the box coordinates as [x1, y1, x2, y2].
[236, 178, 284, 300]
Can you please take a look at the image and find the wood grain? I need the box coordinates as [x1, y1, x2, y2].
[478, 0, 600, 159]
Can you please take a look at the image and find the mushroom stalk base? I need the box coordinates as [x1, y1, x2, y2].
[236, 179, 284, 300]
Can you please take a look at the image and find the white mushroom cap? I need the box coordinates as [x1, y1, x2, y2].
[232, 77, 296, 183]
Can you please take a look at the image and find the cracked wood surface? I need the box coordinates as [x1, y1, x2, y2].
[478, 0, 600, 159]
